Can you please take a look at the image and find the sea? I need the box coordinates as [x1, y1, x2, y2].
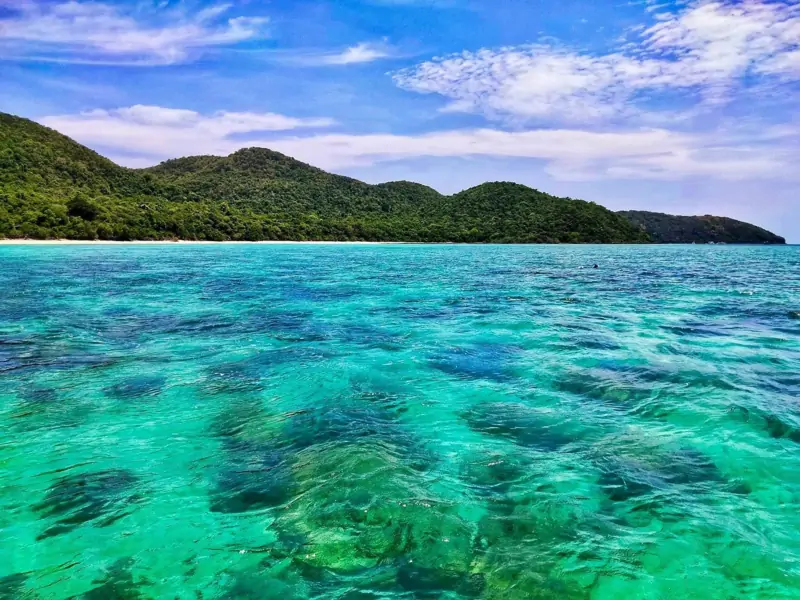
[1, 243, 799, 599]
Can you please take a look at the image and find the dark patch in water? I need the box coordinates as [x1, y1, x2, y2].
[565, 337, 623, 351]
[203, 361, 267, 395]
[757, 374, 800, 397]
[764, 414, 800, 443]
[555, 363, 738, 416]
[392, 304, 451, 321]
[222, 573, 303, 600]
[287, 285, 360, 303]
[598, 463, 664, 502]
[661, 322, 731, 338]
[339, 592, 381, 600]
[208, 400, 296, 513]
[334, 324, 406, 351]
[352, 390, 408, 416]
[33, 469, 140, 539]
[0, 573, 28, 600]
[82, 559, 151, 600]
[279, 402, 434, 470]
[462, 402, 579, 451]
[0, 337, 115, 376]
[661, 448, 727, 486]
[19, 386, 59, 405]
[210, 450, 294, 513]
[553, 371, 656, 413]
[598, 449, 743, 503]
[396, 564, 484, 597]
[430, 344, 520, 382]
[264, 312, 326, 342]
[460, 452, 529, 497]
[106, 375, 166, 401]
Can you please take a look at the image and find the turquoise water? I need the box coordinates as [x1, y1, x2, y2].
[1, 244, 799, 599]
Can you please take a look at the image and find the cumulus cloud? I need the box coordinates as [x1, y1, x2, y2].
[37, 105, 800, 182]
[0, 1, 269, 65]
[392, 0, 800, 123]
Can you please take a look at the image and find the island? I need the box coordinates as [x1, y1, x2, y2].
[0, 113, 786, 244]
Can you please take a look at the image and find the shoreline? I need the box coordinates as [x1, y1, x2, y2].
[0, 239, 792, 246]
[0, 239, 418, 245]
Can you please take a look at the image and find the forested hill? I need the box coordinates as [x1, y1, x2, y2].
[619, 211, 786, 245]
[0, 112, 782, 243]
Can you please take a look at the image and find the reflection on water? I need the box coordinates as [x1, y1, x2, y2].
[1, 243, 799, 599]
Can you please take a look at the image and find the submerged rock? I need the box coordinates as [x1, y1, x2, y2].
[210, 449, 294, 513]
[82, 559, 151, 600]
[462, 402, 580, 451]
[430, 343, 521, 382]
[33, 469, 140, 539]
[106, 375, 166, 401]
[271, 444, 475, 576]
[598, 462, 664, 502]
[459, 451, 529, 497]
[203, 361, 268, 396]
[553, 370, 656, 412]
[252, 309, 325, 342]
[0, 573, 29, 600]
[221, 572, 307, 600]
[597, 448, 745, 505]
[763, 414, 800, 443]
[209, 401, 295, 513]
[396, 564, 484, 597]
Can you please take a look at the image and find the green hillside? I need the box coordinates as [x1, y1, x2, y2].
[619, 210, 786, 244]
[0, 111, 779, 243]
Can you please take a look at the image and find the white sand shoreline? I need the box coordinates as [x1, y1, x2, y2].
[0, 239, 418, 245]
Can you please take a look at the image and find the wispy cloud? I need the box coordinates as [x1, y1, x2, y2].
[38, 104, 800, 183]
[40, 105, 335, 162]
[283, 42, 395, 66]
[319, 42, 393, 65]
[392, 0, 800, 124]
[0, 1, 270, 65]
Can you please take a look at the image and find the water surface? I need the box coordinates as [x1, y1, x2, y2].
[1, 244, 799, 599]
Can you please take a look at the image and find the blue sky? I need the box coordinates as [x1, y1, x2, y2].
[1, 0, 799, 240]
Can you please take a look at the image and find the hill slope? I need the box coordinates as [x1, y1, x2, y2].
[0, 112, 781, 243]
[619, 211, 786, 244]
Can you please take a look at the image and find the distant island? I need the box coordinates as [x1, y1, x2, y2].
[0, 113, 786, 244]
[619, 211, 785, 245]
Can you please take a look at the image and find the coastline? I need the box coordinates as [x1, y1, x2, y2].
[0, 239, 793, 246]
[0, 239, 416, 245]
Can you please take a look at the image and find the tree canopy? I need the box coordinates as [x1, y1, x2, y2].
[0, 112, 782, 244]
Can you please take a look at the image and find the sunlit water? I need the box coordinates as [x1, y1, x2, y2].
[1, 244, 799, 599]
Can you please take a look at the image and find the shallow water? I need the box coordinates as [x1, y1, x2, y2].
[1, 244, 799, 599]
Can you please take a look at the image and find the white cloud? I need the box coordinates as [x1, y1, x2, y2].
[37, 105, 799, 183]
[321, 42, 392, 65]
[392, 1, 800, 123]
[40, 106, 335, 159]
[287, 42, 393, 66]
[0, 1, 269, 65]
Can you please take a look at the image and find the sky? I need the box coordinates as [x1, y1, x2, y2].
[1, 0, 799, 241]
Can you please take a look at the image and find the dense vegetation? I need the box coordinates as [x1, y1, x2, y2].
[0, 112, 782, 243]
[620, 211, 785, 245]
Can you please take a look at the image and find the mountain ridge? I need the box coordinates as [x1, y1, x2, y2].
[0, 112, 785, 244]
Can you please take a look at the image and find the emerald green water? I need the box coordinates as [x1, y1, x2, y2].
[1, 244, 799, 599]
